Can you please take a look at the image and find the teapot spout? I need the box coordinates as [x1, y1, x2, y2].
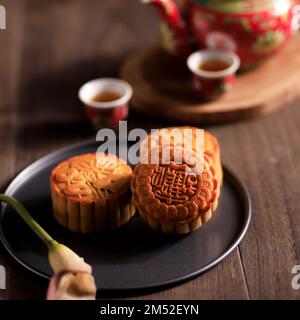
[142, 0, 190, 56]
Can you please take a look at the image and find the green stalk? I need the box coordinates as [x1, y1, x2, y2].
[0, 194, 58, 249]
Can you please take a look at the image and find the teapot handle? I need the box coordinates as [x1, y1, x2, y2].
[292, 5, 300, 32]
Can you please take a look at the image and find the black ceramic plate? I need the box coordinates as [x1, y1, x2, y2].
[0, 140, 251, 291]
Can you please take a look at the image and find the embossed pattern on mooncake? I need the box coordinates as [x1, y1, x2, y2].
[52, 153, 132, 199]
[131, 127, 222, 235]
[50, 153, 135, 234]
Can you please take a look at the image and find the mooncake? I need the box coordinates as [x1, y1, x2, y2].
[50, 153, 135, 233]
[131, 127, 222, 234]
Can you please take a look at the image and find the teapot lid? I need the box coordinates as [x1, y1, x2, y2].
[195, 0, 293, 13]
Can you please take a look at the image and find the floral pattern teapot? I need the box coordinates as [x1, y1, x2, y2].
[142, 0, 300, 68]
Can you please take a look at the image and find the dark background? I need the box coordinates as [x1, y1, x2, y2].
[0, 0, 300, 299]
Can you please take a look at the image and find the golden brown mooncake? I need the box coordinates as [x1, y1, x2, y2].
[50, 153, 135, 234]
[131, 127, 222, 235]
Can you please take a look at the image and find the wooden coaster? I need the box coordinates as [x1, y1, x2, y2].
[120, 34, 300, 124]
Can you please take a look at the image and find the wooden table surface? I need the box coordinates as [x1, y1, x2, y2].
[0, 0, 300, 300]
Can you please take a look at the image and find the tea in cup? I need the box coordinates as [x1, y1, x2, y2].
[79, 78, 133, 130]
[187, 50, 240, 100]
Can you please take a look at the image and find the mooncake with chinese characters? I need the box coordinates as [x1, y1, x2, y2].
[131, 127, 222, 234]
[50, 153, 135, 233]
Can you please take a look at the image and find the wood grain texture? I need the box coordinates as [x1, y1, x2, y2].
[0, 0, 299, 300]
[120, 36, 300, 124]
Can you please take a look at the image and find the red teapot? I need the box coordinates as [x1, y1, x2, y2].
[142, 0, 300, 68]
